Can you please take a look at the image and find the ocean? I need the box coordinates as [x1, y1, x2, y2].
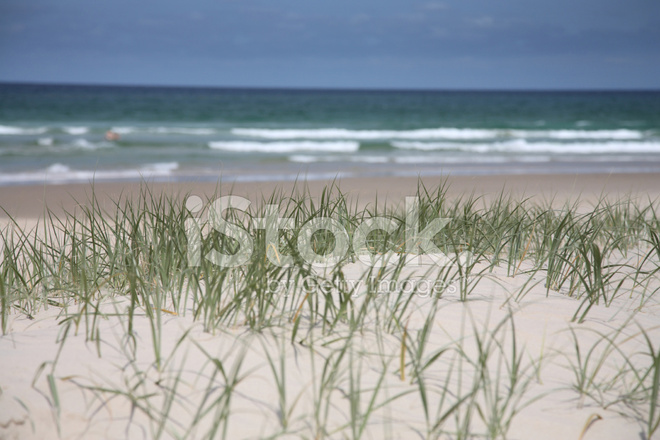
[1, 83, 659, 186]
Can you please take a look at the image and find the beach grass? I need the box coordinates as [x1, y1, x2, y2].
[0, 180, 659, 439]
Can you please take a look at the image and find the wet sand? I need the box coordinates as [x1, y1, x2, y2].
[1, 172, 659, 219]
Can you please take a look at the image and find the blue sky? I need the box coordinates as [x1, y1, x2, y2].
[1, 0, 659, 89]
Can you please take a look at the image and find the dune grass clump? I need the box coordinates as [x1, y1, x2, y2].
[0, 180, 659, 438]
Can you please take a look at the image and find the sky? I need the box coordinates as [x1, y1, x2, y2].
[1, 0, 659, 90]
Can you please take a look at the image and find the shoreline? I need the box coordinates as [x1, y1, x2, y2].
[1, 172, 659, 219]
[3, 158, 660, 189]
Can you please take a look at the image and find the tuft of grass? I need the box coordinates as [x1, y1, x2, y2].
[1, 180, 658, 438]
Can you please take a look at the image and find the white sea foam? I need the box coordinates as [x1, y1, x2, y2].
[0, 125, 48, 135]
[391, 140, 660, 154]
[72, 138, 112, 150]
[288, 155, 389, 164]
[45, 163, 71, 174]
[288, 155, 317, 163]
[111, 126, 216, 135]
[151, 127, 216, 135]
[209, 141, 360, 153]
[112, 126, 137, 135]
[63, 126, 89, 135]
[140, 162, 179, 172]
[501, 141, 660, 153]
[523, 129, 643, 140]
[391, 141, 460, 151]
[392, 156, 512, 164]
[0, 162, 179, 185]
[73, 138, 94, 149]
[69, 139, 117, 150]
[2, 138, 112, 155]
[288, 153, 551, 165]
[232, 127, 646, 141]
[232, 127, 496, 140]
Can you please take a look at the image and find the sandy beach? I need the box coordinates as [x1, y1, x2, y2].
[3, 0, 660, 436]
[1, 174, 660, 440]
[2, 172, 660, 219]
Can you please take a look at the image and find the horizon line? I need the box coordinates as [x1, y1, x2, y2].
[2, 80, 659, 94]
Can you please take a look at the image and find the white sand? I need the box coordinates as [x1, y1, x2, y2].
[2, 176, 660, 439]
[1, 257, 659, 439]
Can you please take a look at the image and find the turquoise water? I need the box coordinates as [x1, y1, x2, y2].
[1, 83, 660, 185]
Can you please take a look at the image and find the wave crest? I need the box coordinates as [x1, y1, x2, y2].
[208, 141, 360, 153]
[391, 140, 660, 154]
[232, 127, 646, 141]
